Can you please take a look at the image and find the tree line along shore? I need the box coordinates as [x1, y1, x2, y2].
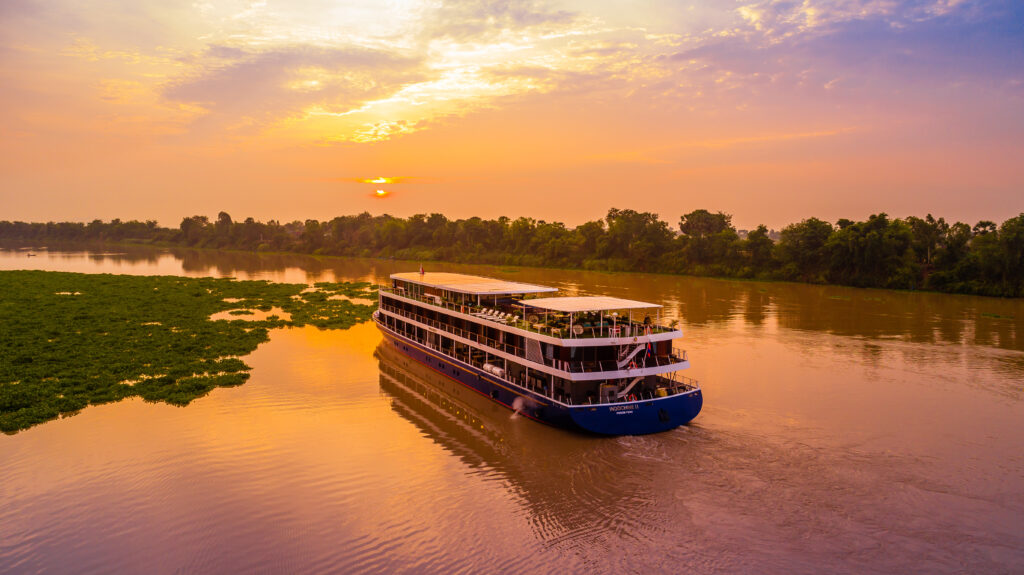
[2, 208, 1022, 297]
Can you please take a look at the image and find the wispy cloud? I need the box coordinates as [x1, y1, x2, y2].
[421, 0, 578, 41]
[137, 0, 605, 141]
[655, 0, 1023, 110]
[164, 45, 426, 129]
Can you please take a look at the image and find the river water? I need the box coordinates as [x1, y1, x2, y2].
[1, 246, 1022, 574]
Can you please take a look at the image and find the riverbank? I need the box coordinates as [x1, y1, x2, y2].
[4, 238, 1020, 303]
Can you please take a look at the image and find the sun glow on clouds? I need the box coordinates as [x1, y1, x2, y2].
[283, 33, 589, 143]
[2, 0, 1022, 227]
[92, 0, 584, 144]
[359, 177, 401, 198]
[28, 0, 975, 147]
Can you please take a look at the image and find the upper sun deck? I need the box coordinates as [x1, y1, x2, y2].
[390, 272, 557, 296]
[518, 296, 660, 313]
[516, 295, 669, 339]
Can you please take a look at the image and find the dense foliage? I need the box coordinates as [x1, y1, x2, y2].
[0, 271, 376, 432]
[2, 208, 1023, 296]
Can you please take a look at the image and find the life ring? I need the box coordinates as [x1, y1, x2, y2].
[629, 360, 637, 369]
[633, 336, 638, 343]
[627, 394, 637, 401]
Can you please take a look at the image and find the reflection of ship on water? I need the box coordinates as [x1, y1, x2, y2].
[376, 341, 662, 544]
[376, 341, 554, 471]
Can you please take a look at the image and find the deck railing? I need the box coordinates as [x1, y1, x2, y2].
[379, 302, 689, 375]
[382, 312, 701, 406]
[379, 286, 676, 339]
[382, 313, 701, 406]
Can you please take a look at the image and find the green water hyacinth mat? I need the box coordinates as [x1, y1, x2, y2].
[0, 271, 377, 433]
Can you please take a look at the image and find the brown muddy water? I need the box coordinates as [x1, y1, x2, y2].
[1, 246, 1022, 574]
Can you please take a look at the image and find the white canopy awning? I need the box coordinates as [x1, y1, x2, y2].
[392, 272, 557, 296]
[518, 296, 660, 313]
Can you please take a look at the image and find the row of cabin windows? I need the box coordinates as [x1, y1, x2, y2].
[388, 315, 628, 406]
[383, 294, 670, 362]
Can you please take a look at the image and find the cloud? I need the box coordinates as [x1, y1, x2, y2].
[659, 0, 1024, 106]
[480, 64, 598, 93]
[163, 44, 427, 128]
[421, 0, 577, 42]
[13, 0, 1021, 147]
[202, 44, 248, 60]
[730, 0, 963, 37]
[333, 177, 417, 184]
[148, 0, 601, 140]
[0, 0, 40, 19]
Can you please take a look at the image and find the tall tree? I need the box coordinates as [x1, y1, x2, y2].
[744, 224, 775, 275]
[678, 209, 734, 266]
[997, 214, 1024, 296]
[605, 208, 674, 268]
[907, 214, 947, 266]
[776, 218, 833, 282]
[179, 215, 209, 246]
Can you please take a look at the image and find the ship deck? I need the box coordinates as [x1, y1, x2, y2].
[376, 312, 699, 407]
[379, 285, 678, 340]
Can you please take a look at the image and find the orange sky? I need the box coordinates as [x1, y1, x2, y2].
[1, 0, 1022, 230]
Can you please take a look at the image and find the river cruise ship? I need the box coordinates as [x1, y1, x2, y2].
[373, 272, 702, 435]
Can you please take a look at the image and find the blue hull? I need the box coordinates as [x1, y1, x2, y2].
[375, 316, 702, 435]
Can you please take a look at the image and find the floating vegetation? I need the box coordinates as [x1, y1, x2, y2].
[0, 271, 377, 433]
[980, 312, 1015, 320]
[209, 307, 292, 322]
